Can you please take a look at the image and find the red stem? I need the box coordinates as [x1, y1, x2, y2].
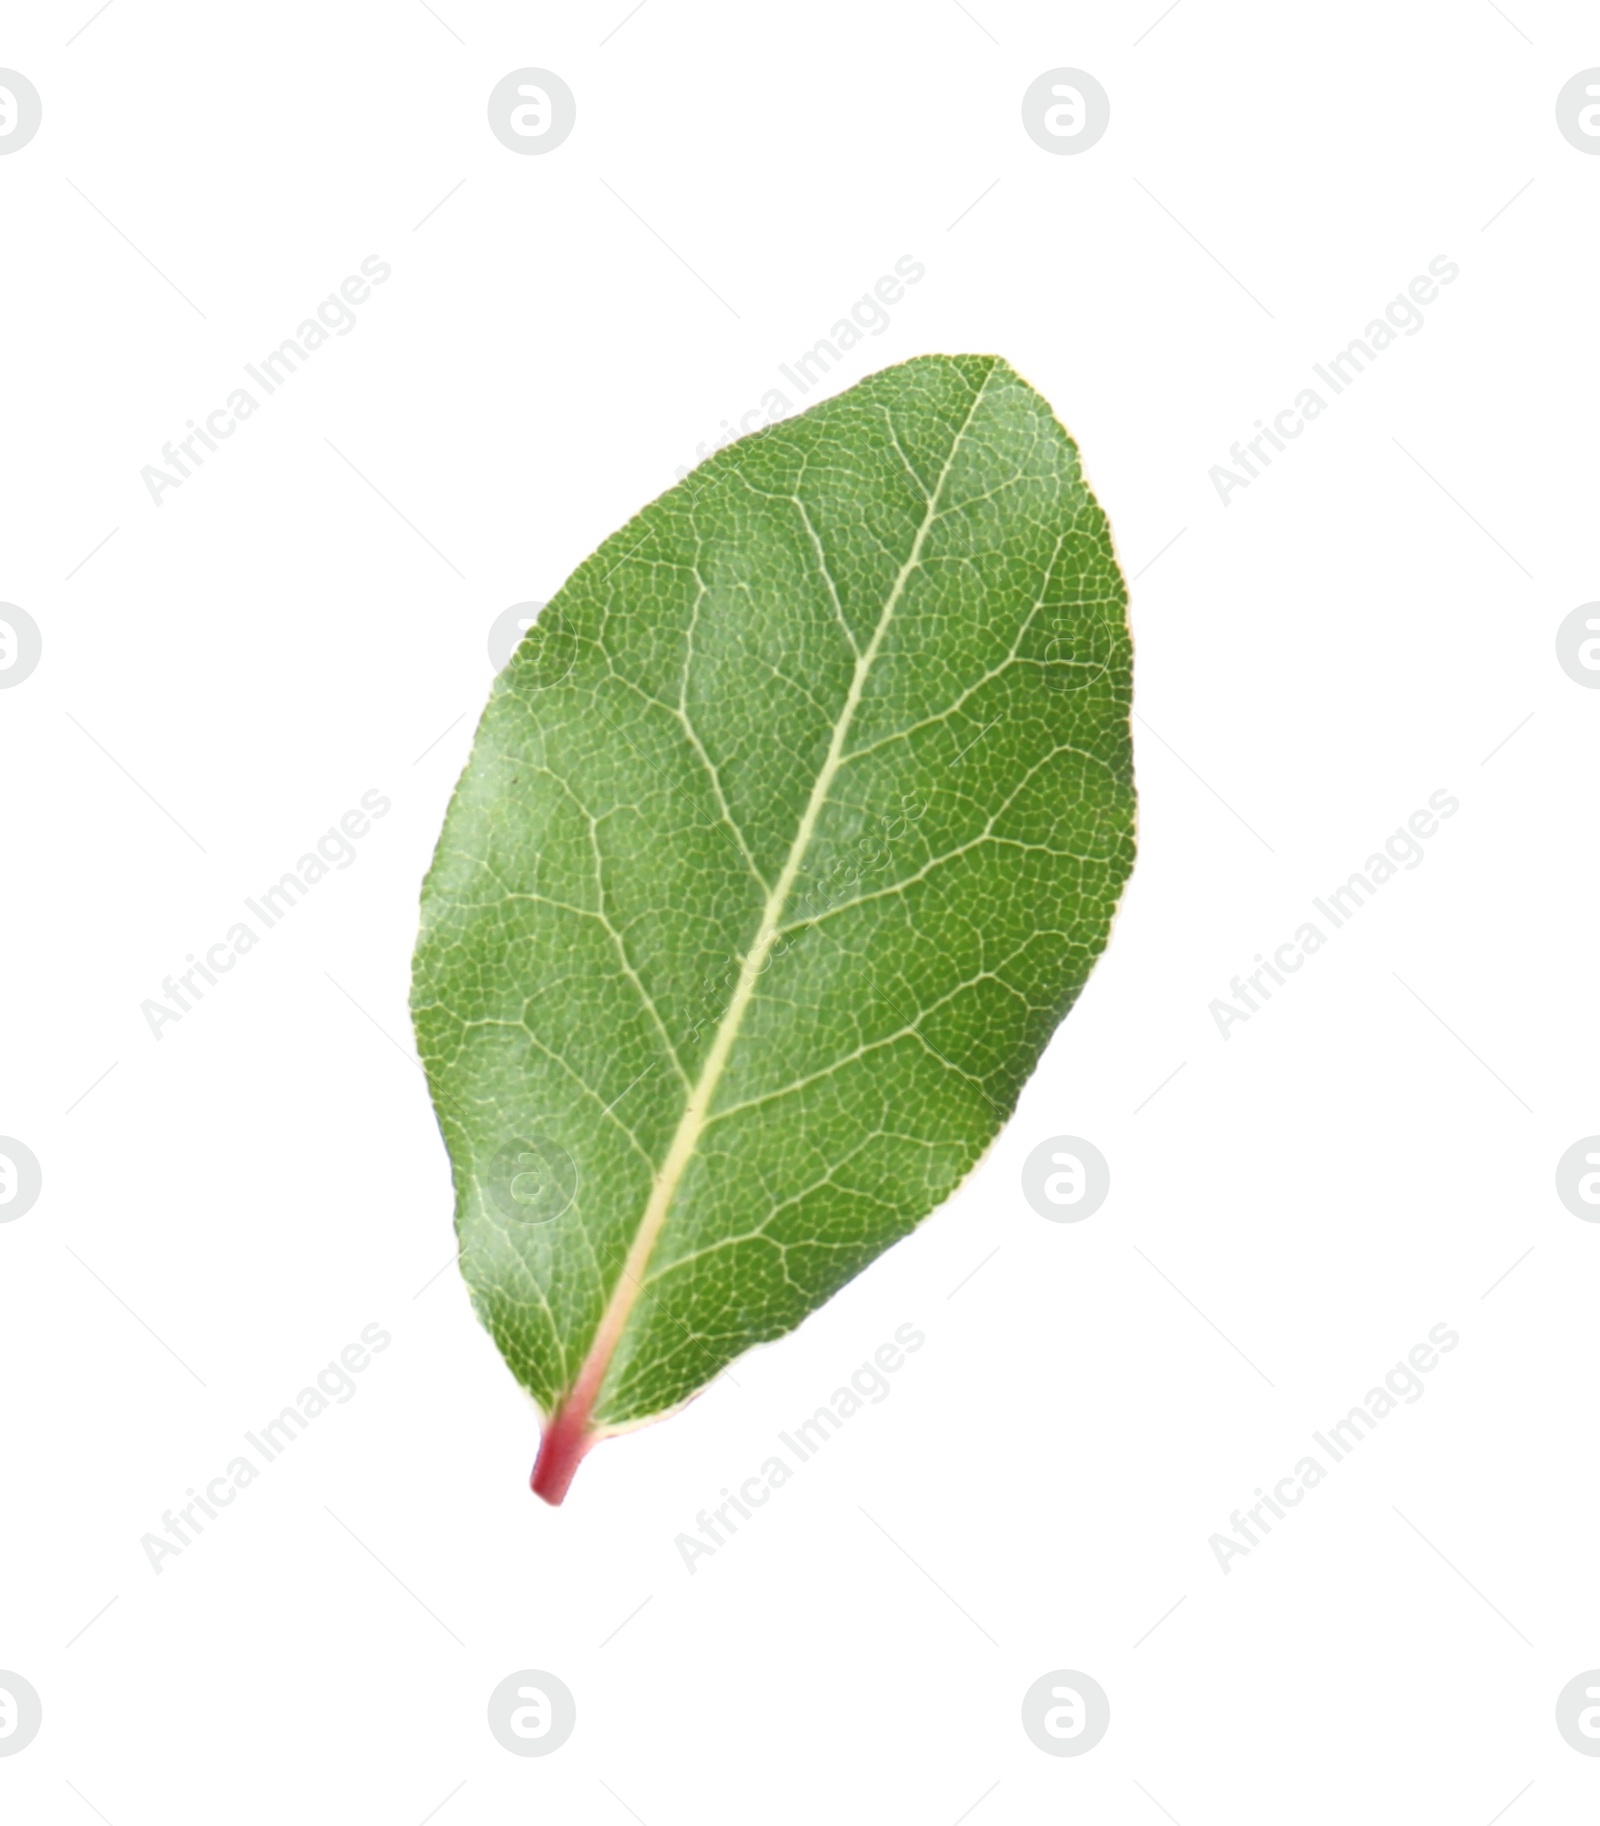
[530, 1399, 595, 1505]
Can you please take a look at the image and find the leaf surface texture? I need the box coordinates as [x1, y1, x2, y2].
[411, 354, 1135, 1471]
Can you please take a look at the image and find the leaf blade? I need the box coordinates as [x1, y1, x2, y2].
[411, 354, 1135, 1499]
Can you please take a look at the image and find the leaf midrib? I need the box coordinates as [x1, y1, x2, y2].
[560, 360, 998, 1432]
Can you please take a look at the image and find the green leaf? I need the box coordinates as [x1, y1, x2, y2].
[411, 354, 1135, 1501]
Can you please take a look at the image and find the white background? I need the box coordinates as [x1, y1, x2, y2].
[3, 0, 1597, 1819]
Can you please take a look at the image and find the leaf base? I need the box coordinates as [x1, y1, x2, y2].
[530, 1404, 594, 1505]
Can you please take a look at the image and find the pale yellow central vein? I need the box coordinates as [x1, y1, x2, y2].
[565, 364, 995, 1430]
